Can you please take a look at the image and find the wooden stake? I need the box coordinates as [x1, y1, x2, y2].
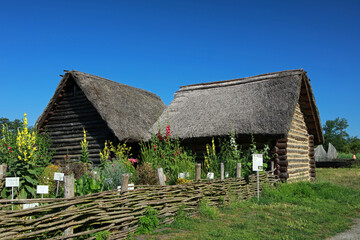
[157, 168, 166, 186]
[0, 164, 7, 178]
[220, 163, 224, 180]
[195, 163, 201, 182]
[236, 163, 242, 179]
[64, 175, 74, 239]
[121, 174, 129, 193]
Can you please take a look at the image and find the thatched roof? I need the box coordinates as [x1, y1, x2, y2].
[150, 69, 323, 145]
[37, 70, 166, 142]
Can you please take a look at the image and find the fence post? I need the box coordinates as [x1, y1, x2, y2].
[157, 168, 166, 186]
[236, 163, 242, 179]
[0, 164, 7, 179]
[195, 163, 201, 182]
[121, 174, 129, 193]
[220, 163, 224, 180]
[64, 175, 75, 239]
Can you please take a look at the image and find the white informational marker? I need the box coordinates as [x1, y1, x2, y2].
[54, 172, 64, 196]
[37, 185, 49, 198]
[178, 172, 190, 179]
[207, 172, 214, 180]
[252, 154, 263, 200]
[6, 177, 19, 211]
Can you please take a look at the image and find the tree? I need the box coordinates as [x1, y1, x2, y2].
[345, 137, 360, 154]
[323, 117, 349, 152]
[0, 117, 23, 133]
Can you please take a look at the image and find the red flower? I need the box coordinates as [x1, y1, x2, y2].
[39, 156, 42, 159]
[5, 144, 7, 146]
[153, 145, 157, 150]
[66, 155, 68, 159]
[166, 125, 171, 137]
[158, 131, 163, 141]
[9, 150, 12, 153]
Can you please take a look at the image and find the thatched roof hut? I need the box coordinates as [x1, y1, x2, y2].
[37, 70, 166, 165]
[151, 69, 323, 182]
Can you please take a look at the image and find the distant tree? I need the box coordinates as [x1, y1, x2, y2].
[344, 136, 360, 154]
[323, 117, 350, 152]
[0, 117, 23, 133]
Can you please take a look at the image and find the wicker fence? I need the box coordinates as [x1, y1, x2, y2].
[0, 172, 277, 239]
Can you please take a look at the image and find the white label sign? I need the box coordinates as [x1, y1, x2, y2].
[23, 203, 39, 209]
[6, 177, 19, 187]
[207, 172, 214, 179]
[54, 172, 64, 181]
[117, 183, 135, 191]
[37, 185, 49, 194]
[252, 154, 263, 171]
[178, 173, 185, 179]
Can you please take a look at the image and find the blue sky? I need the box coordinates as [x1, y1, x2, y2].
[1, 0, 359, 137]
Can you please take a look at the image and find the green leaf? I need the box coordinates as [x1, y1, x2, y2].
[24, 175, 37, 185]
[28, 169, 37, 175]
[24, 185, 36, 197]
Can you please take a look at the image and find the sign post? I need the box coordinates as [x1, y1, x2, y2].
[37, 185, 49, 199]
[54, 172, 64, 196]
[252, 154, 263, 200]
[6, 177, 19, 211]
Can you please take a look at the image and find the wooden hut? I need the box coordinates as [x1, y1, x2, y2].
[151, 69, 323, 182]
[36, 70, 166, 165]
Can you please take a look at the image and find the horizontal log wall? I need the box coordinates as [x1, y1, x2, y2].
[0, 173, 277, 239]
[41, 79, 115, 166]
[287, 103, 310, 181]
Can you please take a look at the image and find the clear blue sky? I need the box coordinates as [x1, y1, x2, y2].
[1, 0, 359, 137]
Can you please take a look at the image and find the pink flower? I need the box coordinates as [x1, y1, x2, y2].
[7, 147, 11, 151]
[128, 158, 137, 164]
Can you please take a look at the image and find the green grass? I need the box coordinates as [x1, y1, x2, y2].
[316, 167, 360, 191]
[136, 170, 360, 240]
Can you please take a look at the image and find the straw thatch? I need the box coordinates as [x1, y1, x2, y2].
[150, 69, 323, 145]
[37, 70, 166, 142]
[36, 71, 166, 164]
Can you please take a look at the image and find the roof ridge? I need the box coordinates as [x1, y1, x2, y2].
[179, 69, 305, 92]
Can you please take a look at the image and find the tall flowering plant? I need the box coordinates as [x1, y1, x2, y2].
[0, 113, 54, 199]
[140, 125, 195, 184]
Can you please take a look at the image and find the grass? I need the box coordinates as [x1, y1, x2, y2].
[316, 166, 360, 191]
[134, 169, 360, 240]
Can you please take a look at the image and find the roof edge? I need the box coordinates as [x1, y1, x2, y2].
[179, 69, 305, 92]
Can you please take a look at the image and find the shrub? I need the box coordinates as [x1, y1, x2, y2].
[136, 206, 159, 234]
[38, 164, 62, 197]
[101, 160, 129, 190]
[137, 162, 158, 185]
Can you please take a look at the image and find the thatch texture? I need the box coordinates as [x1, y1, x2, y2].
[150, 70, 323, 145]
[37, 71, 166, 142]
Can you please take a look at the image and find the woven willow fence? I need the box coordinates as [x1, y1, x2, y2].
[0, 172, 277, 239]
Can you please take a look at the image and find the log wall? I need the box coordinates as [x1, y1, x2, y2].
[286, 103, 310, 181]
[40, 78, 116, 166]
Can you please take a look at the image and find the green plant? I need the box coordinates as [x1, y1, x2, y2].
[140, 124, 195, 184]
[198, 198, 219, 220]
[136, 206, 159, 234]
[38, 164, 62, 197]
[0, 113, 54, 199]
[79, 129, 91, 165]
[101, 159, 132, 190]
[75, 173, 105, 196]
[94, 230, 111, 240]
